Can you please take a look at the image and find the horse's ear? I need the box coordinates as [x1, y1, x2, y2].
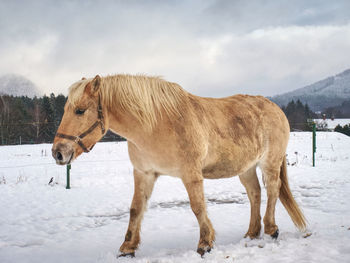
[85, 75, 101, 96]
[92, 75, 101, 90]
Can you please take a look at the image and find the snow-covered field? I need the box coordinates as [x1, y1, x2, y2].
[314, 119, 350, 129]
[0, 132, 349, 263]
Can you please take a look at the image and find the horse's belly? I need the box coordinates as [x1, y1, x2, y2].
[202, 142, 261, 179]
[202, 157, 258, 179]
[202, 156, 246, 179]
[202, 163, 238, 179]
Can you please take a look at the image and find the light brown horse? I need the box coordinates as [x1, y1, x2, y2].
[52, 74, 306, 257]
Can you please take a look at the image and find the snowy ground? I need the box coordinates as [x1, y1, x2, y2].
[0, 132, 349, 263]
[314, 118, 350, 129]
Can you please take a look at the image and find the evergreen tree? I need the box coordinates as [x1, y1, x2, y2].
[54, 94, 67, 127]
[40, 95, 56, 142]
[0, 93, 125, 145]
[282, 100, 316, 131]
[334, 124, 350, 136]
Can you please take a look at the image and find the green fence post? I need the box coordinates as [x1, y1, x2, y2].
[312, 123, 316, 167]
[66, 164, 71, 189]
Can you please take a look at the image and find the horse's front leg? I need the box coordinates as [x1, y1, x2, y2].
[119, 169, 158, 257]
[182, 170, 215, 257]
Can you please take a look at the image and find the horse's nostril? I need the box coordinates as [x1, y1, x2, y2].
[56, 151, 63, 161]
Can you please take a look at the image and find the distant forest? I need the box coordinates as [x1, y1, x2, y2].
[321, 100, 350, 118]
[281, 100, 316, 131]
[0, 94, 124, 145]
[0, 94, 349, 145]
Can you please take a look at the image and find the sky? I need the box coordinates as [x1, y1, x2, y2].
[1, 0, 350, 97]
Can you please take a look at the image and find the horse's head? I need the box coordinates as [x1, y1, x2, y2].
[52, 75, 107, 165]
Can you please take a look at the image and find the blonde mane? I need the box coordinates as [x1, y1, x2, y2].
[68, 74, 187, 130]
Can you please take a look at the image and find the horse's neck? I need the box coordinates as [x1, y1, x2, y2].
[107, 108, 148, 143]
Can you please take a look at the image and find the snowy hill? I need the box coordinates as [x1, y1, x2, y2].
[0, 132, 349, 262]
[271, 69, 350, 111]
[0, 74, 41, 98]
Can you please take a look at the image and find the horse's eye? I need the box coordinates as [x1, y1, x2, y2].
[75, 109, 85, 115]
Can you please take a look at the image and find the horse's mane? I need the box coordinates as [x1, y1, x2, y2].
[68, 74, 187, 130]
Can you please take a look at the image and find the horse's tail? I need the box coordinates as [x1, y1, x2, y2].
[279, 155, 307, 231]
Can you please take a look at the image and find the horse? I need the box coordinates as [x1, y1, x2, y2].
[52, 74, 306, 257]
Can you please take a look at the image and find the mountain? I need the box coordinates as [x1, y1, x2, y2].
[0, 74, 40, 98]
[271, 69, 350, 112]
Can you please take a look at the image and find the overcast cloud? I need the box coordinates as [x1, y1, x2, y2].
[0, 0, 350, 97]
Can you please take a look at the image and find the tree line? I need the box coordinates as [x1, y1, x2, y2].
[0, 95, 348, 146]
[0, 94, 124, 145]
[281, 99, 316, 131]
[334, 124, 350, 136]
[322, 100, 350, 118]
[281, 99, 350, 136]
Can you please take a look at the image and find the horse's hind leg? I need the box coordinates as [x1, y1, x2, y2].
[119, 169, 158, 257]
[182, 170, 215, 256]
[239, 165, 261, 238]
[260, 161, 282, 238]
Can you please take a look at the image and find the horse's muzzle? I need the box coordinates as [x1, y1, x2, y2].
[52, 143, 74, 165]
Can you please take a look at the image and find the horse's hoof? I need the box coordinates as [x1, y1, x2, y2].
[117, 252, 135, 258]
[244, 231, 260, 239]
[271, 229, 279, 239]
[197, 247, 211, 257]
